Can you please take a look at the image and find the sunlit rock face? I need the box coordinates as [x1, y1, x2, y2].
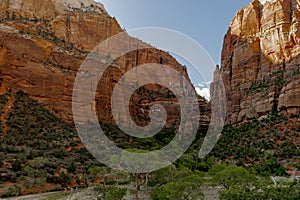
[219, 0, 300, 124]
[0, 0, 107, 18]
[0, 0, 210, 130]
[0, 0, 122, 123]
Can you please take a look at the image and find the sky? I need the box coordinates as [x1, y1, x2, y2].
[96, 0, 253, 99]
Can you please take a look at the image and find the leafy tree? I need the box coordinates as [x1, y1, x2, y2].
[150, 166, 205, 200]
[88, 166, 111, 194]
[196, 156, 216, 172]
[211, 164, 256, 189]
[120, 149, 164, 200]
[12, 159, 22, 172]
[176, 152, 197, 170]
[67, 161, 76, 173]
[94, 184, 127, 200]
[59, 172, 71, 188]
[151, 180, 204, 200]
[251, 158, 286, 176]
[148, 165, 176, 187]
[104, 185, 127, 200]
[89, 166, 129, 199]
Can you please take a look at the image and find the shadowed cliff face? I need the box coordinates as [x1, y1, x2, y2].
[0, 0, 210, 130]
[219, 0, 300, 124]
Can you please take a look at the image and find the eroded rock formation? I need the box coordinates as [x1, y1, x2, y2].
[220, 0, 300, 124]
[0, 0, 210, 131]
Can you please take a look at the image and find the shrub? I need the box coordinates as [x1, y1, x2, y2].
[151, 180, 204, 200]
[103, 185, 127, 200]
[12, 159, 22, 172]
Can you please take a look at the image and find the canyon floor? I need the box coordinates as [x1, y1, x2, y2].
[3, 185, 220, 200]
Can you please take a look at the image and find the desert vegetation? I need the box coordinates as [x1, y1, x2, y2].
[0, 91, 299, 199]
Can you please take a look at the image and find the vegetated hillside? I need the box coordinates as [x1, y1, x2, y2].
[0, 90, 298, 197]
[207, 0, 300, 177]
[0, 91, 182, 197]
[0, 91, 99, 196]
[0, 91, 300, 199]
[206, 112, 300, 175]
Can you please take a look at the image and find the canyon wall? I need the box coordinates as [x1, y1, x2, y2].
[0, 0, 210, 131]
[220, 0, 300, 124]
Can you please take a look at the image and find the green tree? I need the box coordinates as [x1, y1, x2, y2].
[150, 166, 205, 200]
[148, 165, 176, 187]
[120, 149, 163, 200]
[211, 164, 256, 189]
[104, 185, 127, 200]
[88, 166, 110, 195]
[151, 181, 204, 200]
[59, 172, 71, 188]
[12, 159, 22, 172]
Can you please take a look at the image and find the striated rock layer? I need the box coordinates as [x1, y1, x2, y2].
[0, 0, 210, 131]
[219, 0, 300, 124]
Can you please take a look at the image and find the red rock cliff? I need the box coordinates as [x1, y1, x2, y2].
[0, 0, 209, 130]
[220, 0, 300, 124]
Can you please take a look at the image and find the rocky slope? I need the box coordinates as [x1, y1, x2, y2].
[220, 0, 300, 124]
[0, 0, 209, 130]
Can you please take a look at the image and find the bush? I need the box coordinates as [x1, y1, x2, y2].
[59, 172, 71, 188]
[251, 159, 287, 176]
[151, 181, 204, 200]
[0, 185, 21, 198]
[150, 166, 205, 199]
[12, 159, 22, 172]
[104, 185, 127, 200]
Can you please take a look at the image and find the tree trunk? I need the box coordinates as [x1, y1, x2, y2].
[135, 175, 139, 200]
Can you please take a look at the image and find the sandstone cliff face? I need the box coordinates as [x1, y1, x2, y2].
[220, 0, 300, 124]
[0, 0, 209, 130]
[0, 0, 108, 19]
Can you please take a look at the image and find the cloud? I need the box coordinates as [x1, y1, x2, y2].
[194, 82, 211, 101]
[259, 0, 276, 4]
[195, 87, 210, 101]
